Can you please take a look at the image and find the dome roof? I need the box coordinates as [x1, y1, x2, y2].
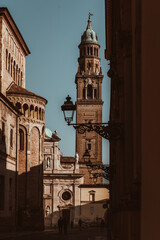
[81, 14, 98, 44]
[45, 128, 52, 138]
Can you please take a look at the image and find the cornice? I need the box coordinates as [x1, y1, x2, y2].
[0, 7, 30, 56]
[76, 100, 103, 105]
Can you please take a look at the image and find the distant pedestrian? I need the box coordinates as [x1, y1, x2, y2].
[78, 218, 82, 230]
[71, 220, 74, 228]
[58, 216, 63, 233]
[63, 218, 68, 234]
[100, 219, 105, 229]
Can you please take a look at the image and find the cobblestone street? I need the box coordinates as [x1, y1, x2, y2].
[0, 227, 107, 240]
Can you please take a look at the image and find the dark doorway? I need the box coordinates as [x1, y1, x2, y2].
[62, 209, 70, 224]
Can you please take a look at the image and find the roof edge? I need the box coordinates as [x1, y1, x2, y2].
[0, 7, 30, 56]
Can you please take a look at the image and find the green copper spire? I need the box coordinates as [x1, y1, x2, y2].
[81, 13, 98, 44]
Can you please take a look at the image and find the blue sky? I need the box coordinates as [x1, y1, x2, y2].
[1, 0, 110, 164]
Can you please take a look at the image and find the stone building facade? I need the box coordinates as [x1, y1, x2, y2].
[75, 15, 103, 184]
[43, 128, 83, 228]
[0, 8, 47, 231]
[43, 128, 109, 228]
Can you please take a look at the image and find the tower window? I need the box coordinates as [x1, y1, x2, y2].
[87, 62, 91, 70]
[83, 88, 85, 99]
[87, 47, 90, 55]
[19, 129, 24, 150]
[87, 84, 93, 99]
[94, 89, 97, 99]
[91, 47, 93, 55]
[88, 142, 92, 150]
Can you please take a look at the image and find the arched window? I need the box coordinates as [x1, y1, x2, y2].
[16, 65, 18, 84]
[6, 50, 8, 70]
[87, 84, 93, 99]
[41, 110, 43, 121]
[30, 105, 34, 118]
[83, 88, 85, 99]
[35, 106, 38, 119]
[88, 142, 92, 151]
[94, 89, 97, 99]
[87, 47, 90, 55]
[13, 61, 16, 81]
[91, 47, 93, 55]
[16, 102, 21, 111]
[18, 68, 20, 86]
[8, 53, 10, 73]
[39, 108, 41, 120]
[19, 129, 24, 150]
[21, 72, 23, 87]
[11, 58, 13, 77]
[23, 104, 29, 117]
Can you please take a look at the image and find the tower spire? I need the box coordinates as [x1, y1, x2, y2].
[87, 12, 93, 30]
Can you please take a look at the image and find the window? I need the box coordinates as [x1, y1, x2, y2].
[87, 47, 90, 55]
[10, 128, 13, 148]
[62, 191, 71, 201]
[87, 62, 91, 70]
[87, 84, 93, 99]
[6, 49, 8, 70]
[89, 191, 95, 202]
[2, 122, 5, 142]
[19, 129, 24, 150]
[88, 142, 92, 151]
[94, 89, 97, 99]
[0, 175, 5, 210]
[13, 61, 16, 81]
[21, 72, 23, 86]
[91, 47, 93, 55]
[83, 88, 85, 99]
[8, 53, 10, 73]
[11, 59, 13, 77]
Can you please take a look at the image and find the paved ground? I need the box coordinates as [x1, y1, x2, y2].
[0, 227, 107, 240]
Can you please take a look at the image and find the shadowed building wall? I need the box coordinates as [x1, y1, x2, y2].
[105, 0, 160, 239]
[0, 7, 47, 231]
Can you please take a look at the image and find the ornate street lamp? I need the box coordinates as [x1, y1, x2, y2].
[61, 95, 122, 140]
[61, 95, 76, 125]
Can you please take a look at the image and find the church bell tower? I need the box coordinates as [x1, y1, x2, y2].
[75, 14, 103, 184]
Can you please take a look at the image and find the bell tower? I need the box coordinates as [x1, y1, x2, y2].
[75, 14, 103, 184]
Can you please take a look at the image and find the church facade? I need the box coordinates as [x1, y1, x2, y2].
[43, 128, 83, 228]
[0, 8, 47, 231]
[43, 15, 109, 229]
